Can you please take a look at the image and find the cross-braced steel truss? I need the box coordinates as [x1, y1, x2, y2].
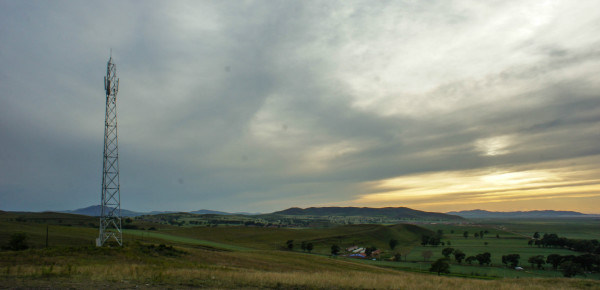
[97, 55, 122, 247]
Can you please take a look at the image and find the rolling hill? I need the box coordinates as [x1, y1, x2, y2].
[60, 205, 255, 217]
[61, 205, 146, 217]
[273, 207, 464, 220]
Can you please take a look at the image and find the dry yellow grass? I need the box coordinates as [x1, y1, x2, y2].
[3, 260, 598, 289]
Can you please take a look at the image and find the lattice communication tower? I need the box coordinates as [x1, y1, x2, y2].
[97, 54, 122, 246]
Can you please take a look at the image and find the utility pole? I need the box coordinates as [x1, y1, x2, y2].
[97, 52, 122, 247]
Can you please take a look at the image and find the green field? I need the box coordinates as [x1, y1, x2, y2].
[1, 211, 599, 289]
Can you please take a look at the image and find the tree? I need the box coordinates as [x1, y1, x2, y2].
[331, 244, 341, 256]
[446, 241, 451, 246]
[463, 231, 469, 239]
[496, 234, 500, 239]
[533, 232, 540, 239]
[400, 248, 411, 262]
[502, 254, 520, 268]
[484, 242, 488, 246]
[429, 258, 450, 275]
[474, 232, 479, 239]
[8, 232, 28, 251]
[453, 249, 466, 264]
[421, 235, 430, 246]
[394, 253, 402, 262]
[421, 235, 441, 246]
[429, 237, 441, 247]
[301, 241, 307, 252]
[286, 240, 294, 251]
[465, 256, 476, 265]
[422, 250, 433, 261]
[436, 229, 444, 238]
[389, 239, 398, 250]
[546, 254, 563, 270]
[365, 246, 377, 257]
[560, 261, 584, 278]
[528, 255, 546, 269]
[441, 247, 454, 258]
[306, 243, 313, 253]
[574, 254, 597, 272]
[476, 252, 491, 266]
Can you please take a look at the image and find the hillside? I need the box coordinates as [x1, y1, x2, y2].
[60, 205, 252, 217]
[61, 205, 146, 217]
[273, 206, 464, 221]
[447, 209, 591, 219]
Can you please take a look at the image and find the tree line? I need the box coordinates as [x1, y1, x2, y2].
[529, 232, 599, 254]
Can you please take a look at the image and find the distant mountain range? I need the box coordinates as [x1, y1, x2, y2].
[447, 209, 595, 218]
[273, 207, 464, 220]
[57, 206, 596, 219]
[62, 205, 147, 217]
[61, 205, 256, 217]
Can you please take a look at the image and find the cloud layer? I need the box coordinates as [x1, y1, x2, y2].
[1, 1, 599, 213]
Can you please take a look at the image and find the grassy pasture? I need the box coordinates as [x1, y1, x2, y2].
[123, 229, 251, 251]
[475, 218, 600, 240]
[0, 212, 98, 248]
[396, 221, 600, 279]
[1, 211, 599, 288]
[142, 223, 433, 254]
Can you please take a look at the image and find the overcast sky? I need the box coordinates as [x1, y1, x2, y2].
[1, 0, 599, 214]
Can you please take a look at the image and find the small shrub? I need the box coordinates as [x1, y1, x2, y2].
[429, 258, 450, 275]
[140, 243, 186, 257]
[8, 232, 29, 251]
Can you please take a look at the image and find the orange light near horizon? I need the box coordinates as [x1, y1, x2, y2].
[352, 156, 600, 213]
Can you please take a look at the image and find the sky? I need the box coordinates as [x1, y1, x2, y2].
[1, 0, 600, 214]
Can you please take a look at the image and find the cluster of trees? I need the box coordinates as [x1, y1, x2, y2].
[501, 254, 522, 268]
[429, 247, 599, 278]
[498, 252, 599, 277]
[300, 241, 314, 253]
[437, 248, 490, 265]
[421, 235, 443, 246]
[441, 247, 467, 264]
[462, 230, 489, 239]
[285, 240, 315, 253]
[468, 252, 491, 266]
[529, 233, 599, 253]
[547, 254, 600, 277]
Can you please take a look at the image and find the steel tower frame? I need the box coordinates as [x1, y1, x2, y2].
[97, 54, 122, 246]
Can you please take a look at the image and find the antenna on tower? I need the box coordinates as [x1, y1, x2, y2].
[97, 53, 122, 247]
